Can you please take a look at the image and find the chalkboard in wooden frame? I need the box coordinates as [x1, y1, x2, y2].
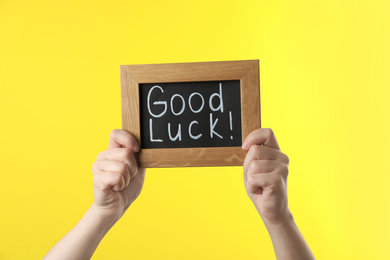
[120, 60, 260, 168]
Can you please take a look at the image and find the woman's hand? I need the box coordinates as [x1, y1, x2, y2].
[242, 128, 290, 225]
[92, 129, 146, 221]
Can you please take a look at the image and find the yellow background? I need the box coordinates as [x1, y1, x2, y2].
[1, 0, 389, 259]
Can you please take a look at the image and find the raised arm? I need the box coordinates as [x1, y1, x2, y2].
[242, 128, 315, 260]
[43, 129, 145, 260]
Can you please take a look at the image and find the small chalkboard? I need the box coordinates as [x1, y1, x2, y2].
[121, 60, 260, 167]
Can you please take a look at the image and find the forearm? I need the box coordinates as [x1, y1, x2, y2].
[263, 211, 315, 260]
[43, 203, 118, 260]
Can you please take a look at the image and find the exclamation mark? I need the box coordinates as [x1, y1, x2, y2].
[229, 111, 233, 139]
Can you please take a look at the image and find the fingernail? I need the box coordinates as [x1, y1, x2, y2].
[242, 141, 248, 150]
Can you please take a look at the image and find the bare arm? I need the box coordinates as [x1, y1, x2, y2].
[43, 129, 145, 260]
[43, 204, 118, 260]
[242, 128, 315, 260]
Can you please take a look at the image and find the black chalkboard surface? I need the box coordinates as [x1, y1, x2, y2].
[140, 80, 242, 149]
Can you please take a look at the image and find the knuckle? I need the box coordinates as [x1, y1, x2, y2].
[282, 153, 289, 164]
[92, 175, 99, 186]
[129, 164, 138, 177]
[112, 173, 123, 184]
[275, 164, 288, 176]
[282, 163, 289, 175]
[248, 160, 259, 173]
[91, 161, 99, 173]
[122, 147, 133, 159]
[249, 145, 257, 153]
[92, 174, 105, 190]
[96, 151, 106, 161]
[273, 174, 283, 186]
[110, 129, 121, 139]
[133, 166, 139, 177]
[118, 161, 128, 173]
[249, 144, 261, 156]
[92, 174, 101, 184]
[264, 128, 274, 137]
[273, 167, 282, 175]
[247, 171, 254, 183]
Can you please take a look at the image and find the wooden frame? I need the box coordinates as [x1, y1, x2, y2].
[121, 60, 260, 168]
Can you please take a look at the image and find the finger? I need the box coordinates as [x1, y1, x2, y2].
[96, 148, 138, 180]
[247, 160, 280, 175]
[108, 129, 140, 152]
[97, 148, 131, 161]
[246, 170, 283, 194]
[93, 160, 130, 188]
[243, 145, 286, 175]
[242, 128, 280, 150]
[125, 168, 146, 192]
[93, 170, 126, 192]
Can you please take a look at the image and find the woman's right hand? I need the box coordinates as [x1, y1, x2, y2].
[91, 129, 146, 221]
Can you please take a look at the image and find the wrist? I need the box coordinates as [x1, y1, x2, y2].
[262, 209, 297, 237]
[261, 208, 294, 228]
[90, 202, 123, 225]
